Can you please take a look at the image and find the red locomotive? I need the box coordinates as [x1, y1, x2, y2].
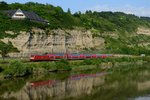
[30, 53, 113, 61]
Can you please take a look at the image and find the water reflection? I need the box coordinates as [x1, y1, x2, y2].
[135, 96, 150, 100]
[1, 63, 150, 100]
[30, 73, 107, 87]
[1, 72, 106, 100]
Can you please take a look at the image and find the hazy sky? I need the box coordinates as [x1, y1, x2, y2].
[4, 0, 150, 17]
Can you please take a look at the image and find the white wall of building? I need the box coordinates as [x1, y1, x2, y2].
[12, 9, 26, 19]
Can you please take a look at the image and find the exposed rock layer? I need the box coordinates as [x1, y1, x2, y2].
[2, 28, 105, 57]
[1, 27, 150, 57]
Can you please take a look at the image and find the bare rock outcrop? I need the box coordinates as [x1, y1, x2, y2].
[137, 27, 150, 36]
[2, 28, 105, 57]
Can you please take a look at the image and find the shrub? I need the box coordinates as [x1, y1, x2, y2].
[83, 59, 93, 65]
[39, 62, 57, 70]
[55, 59, 71, 71]
[82, 58, 101, 65]
[0, 67, 3, 73]
[4, 60, 33, 77]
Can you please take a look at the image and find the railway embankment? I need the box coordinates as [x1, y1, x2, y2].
[0, 56, 149, 79]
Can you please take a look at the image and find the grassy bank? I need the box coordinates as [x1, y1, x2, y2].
[0, 56, 149, 78]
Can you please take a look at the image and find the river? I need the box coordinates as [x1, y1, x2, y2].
[0, 63, 150, 100]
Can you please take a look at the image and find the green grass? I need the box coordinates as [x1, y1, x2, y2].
[0, 56, 148, 78]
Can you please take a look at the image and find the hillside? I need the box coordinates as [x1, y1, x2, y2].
[0, 2, 150, 56]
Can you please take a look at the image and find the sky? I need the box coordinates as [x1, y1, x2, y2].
[3, 0, 150, 17]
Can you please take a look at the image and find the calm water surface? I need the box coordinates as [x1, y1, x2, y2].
[135, 96, 150, 100]
[0, 63, 150, 100]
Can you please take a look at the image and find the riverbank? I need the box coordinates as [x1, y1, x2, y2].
[0, 56, 149, 79]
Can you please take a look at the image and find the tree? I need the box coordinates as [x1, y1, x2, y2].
[67, 8, 71, 14]
[0, 1, 9, 10]
[78, 11, 81, 15]
[0, 41, 19, 60]
[85, 10, 92, 14]
[73, 11, 81, 17]
[55, 6, 63, 15]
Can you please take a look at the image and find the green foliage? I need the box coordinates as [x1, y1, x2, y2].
[1, 2, 150, 35]
[28, 59, 72, 72]
[0, 78, 27, 95]
[82, 57, 143, 66]
[1, 2, 150, 55]
[4, 60, 33, 77]
[0, 41, 19, 59]
[0, 67, 3, 72]
[104, 35, 150, 55]
[55, 59, 71, 71]
[83, 59, 93, 65]
[92, 12, 144, 33]
[82, 59, 103, 69]
[0, 1, 9, 10]
[0, 12, 47, 39]
[67, 8, 71, 14]
[39, 62, 57, 70]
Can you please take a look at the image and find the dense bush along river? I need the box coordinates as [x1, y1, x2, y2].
[1, 63, 150, 100]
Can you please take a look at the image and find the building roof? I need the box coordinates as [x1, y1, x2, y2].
[3, 9, 49, 24]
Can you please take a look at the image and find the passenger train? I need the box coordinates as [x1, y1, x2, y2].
[30, 53, 113, 61]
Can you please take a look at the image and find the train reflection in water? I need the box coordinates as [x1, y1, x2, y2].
[30, 73, 107, 87]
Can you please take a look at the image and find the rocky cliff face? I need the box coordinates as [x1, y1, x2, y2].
[137, 27, 150, 36]
[2, 27, 150, 57]
[2, 28, 105, 57]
